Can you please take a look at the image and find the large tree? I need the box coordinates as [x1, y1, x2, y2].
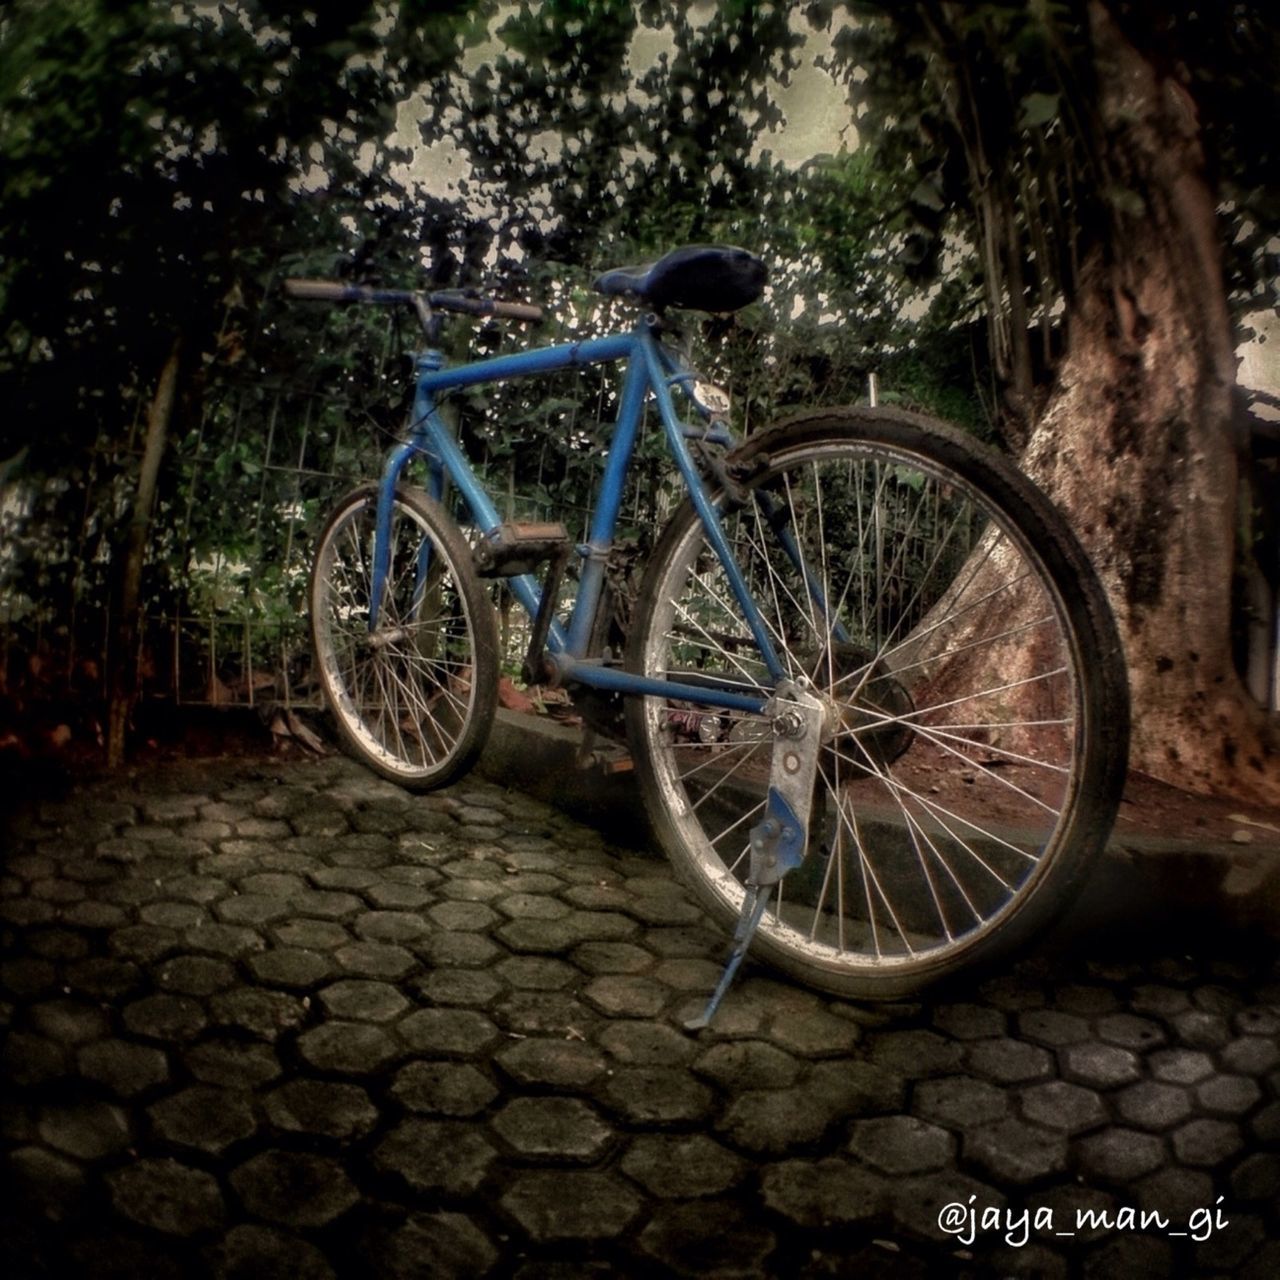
[834, 0, 1280, 803]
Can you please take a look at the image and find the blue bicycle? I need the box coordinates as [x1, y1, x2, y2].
[287, 245, 1128, 1021]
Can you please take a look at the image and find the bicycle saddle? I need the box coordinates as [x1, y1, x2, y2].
[592, 244, 767, 313]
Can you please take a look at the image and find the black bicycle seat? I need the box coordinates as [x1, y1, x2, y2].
[592, 244, 767, 313]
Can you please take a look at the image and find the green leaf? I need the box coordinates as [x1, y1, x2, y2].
[1019, 92, 1060, 128]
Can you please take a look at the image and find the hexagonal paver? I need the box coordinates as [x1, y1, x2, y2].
[1018, 1009, 1091, 1047]
[413, 967, 505, 1008]
[77, 1040, 170, 1097]
[598, 1066, 715, 1126]
[966, 1038, 1054, 1085]
[296, 1021, 400, 1074]
[398, 1008, 499, 1056]
[1171, 1009, 1232, 1049]
[492, 1096, 612, 1161]
[620, 1133, 748, 1198]
[8, 1145, 86, 1224]
[153, 955, 238, 997]
[761, 1157, 887, 1226]
[29, 998, 111, 1045]
[571, 941, 653, 975]
[964, 1116, 1069, 1184]
[147, 1086, 256, 1154]
[1114, 1080, 1195, 1131]
[374, 1120, 497, 1195]
[1018, 1079, 1107, 1135]
[638, 1199, 775, 1276]
[501, 1170, 640, 1241]
[1096, 1013, 1167, 1051]
[186, 1038, 282, 1089]
[932, 1002, 1006, 1041]
[848, 1115, 955, 1175]
[418, 931, 502, 969]
[318, 978, 410, 1022]
[272, 920, 350, 950]
[1135, 1165, 1216, 1222]
[429, 900, 499, 932]
[1130, 983, 1192, 1017]
[1230, 1152, 1280, 1203]
[891, 1171, 1005, 1243]
[264, 1079, 379, 1140]
[768, 1006, 863, 1057]
[1171, 1117, 1244, 1166]
[1075, 1128, 1166, 1182]
[122, 994, 207, 1042]
[107, 1158, 225, 1235]
[913, 1076, 1010, 1129]
[214, 894, 291, 927]
[493, 990, 597, 1037]
[230, 1151, 359, 1227]
[209, 989, 307, 1040]
[495, 1037, 607, 1089]
[494, 955, 577, 990]
[1195, 1073, 1262, 1116]
[1222, 1034, 1280, 1076]
[1149, 1046, 1216, 1085]
[583, 974, 670, 1018]
[38, 1101, 132, 1160]
[333, 940, 416, 980]
[1059, 1043, 1142, 1090]
[370, 1212, 497, 1280]
[390, 1061, 499, 1117]
[248, 947, 338, 989]
[215, 1225, 337, 1280]
[868, 1029, 964, 1077]
[694, 1040, 802, 1091]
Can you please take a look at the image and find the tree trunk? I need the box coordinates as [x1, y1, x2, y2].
[1017, 5, 1279, 803]
[106, 337, 182, 768]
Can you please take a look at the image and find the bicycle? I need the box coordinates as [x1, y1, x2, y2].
[285, 244, 1130, 1027]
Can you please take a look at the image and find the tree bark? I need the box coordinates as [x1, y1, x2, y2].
[1017, 4, 1279, 803]
[106, 337, 182, 768]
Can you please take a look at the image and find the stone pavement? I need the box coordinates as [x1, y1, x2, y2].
[2, 752, 1278, 1279]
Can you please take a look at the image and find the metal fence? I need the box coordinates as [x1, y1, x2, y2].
[151, 368, 677, 710]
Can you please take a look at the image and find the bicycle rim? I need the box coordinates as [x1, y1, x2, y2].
[627, 413, 1124, 997]
[311, 485, 497, 789]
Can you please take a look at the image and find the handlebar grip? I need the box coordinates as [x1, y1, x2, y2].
[491, 300, 544, 322]
[283, 278, 353, 300]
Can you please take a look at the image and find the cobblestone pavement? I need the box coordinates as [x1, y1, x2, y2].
[2, 753, 1278, 1279]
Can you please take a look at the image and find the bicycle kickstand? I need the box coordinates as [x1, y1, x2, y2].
[684, 681, 827, 1032]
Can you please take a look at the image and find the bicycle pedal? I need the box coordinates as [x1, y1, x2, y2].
[474, 522, 572, 578]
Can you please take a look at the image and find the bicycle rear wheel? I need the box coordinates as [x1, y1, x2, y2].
[625, 407, 1128, 999]
[310, 483, 498, 790]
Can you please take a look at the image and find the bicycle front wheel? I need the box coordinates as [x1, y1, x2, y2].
[625, 407, 1128, 999]
[310, 483, 498, 790]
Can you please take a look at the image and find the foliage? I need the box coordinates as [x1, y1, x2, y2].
[1, 0, 989, 728]
[823, 1, 1280, 430]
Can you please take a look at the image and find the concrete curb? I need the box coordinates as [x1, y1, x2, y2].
[478, 708, 1280, 942]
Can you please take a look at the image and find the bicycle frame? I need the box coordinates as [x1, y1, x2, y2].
[371, 315, 785, 716]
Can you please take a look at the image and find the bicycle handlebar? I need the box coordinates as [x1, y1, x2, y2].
[283, 278, 543, 323]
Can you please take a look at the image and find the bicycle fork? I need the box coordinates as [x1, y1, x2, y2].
[685, 680, 828, 1030]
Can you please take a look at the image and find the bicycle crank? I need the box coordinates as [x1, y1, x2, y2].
[685, 681, 827, 1030]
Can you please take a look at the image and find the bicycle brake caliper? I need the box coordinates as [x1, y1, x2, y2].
[685, 681, 827, 1031]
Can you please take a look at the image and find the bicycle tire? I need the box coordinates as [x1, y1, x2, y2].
[625, 406, 1128, 999]
[310, 483, 498, 791]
